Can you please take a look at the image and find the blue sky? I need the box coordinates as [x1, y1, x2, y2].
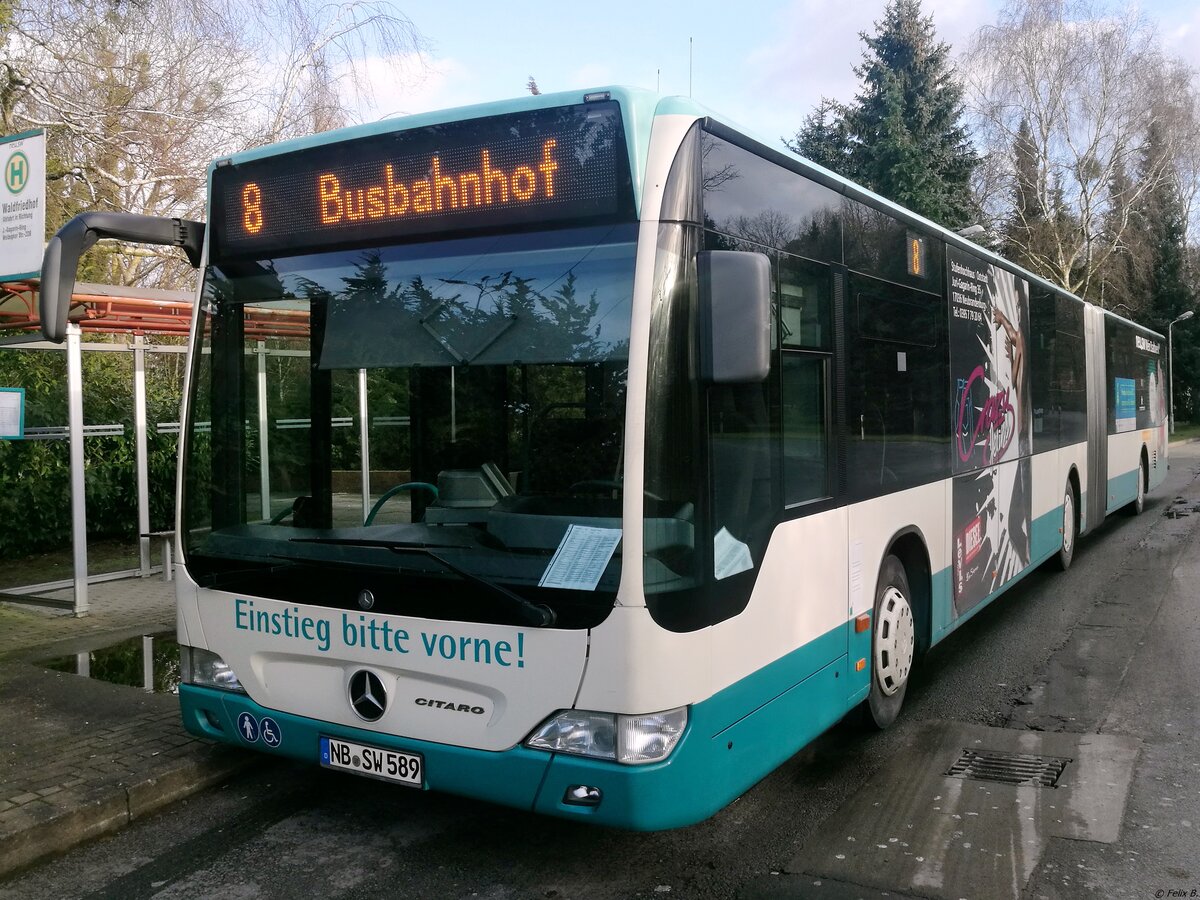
[359, 0, 1200, 148]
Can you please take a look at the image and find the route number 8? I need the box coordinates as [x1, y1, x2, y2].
[242, 183, 264, 234]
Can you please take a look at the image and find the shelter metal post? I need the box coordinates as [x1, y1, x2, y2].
[257, 342, 271, 520]
[359, 368, 370, 523]
[134, 336, 151, 575]
[142, 634, 154, 691]
[66, 323, 88, 616]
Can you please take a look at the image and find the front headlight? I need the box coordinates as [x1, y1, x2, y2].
[525, 706, 687, 765]
[181, 646, 245, 693]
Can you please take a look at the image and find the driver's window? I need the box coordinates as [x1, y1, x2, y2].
[708, 381, 774, 578]
[707, 253, 779, 579]
[781, 353, 828, 505]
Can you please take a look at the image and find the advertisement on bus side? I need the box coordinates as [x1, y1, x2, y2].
[948, 247, 1032, 615]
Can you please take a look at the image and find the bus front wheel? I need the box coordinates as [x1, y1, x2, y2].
[862, 554, 915, 730]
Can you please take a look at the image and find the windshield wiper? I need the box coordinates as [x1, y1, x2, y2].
[289, 537, 556, 627]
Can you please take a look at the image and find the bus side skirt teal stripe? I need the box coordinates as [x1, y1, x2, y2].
[1106, 469, 1140, 513]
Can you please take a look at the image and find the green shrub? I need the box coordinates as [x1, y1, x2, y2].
[0, 340, 182, 559]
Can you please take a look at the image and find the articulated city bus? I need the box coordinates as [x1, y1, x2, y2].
[39, 87, 1168, 830]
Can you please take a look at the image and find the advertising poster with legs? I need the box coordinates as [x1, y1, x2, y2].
[949, 247, 1032, 615]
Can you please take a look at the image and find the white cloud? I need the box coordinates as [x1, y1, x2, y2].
[1161, 7, 1200, 70]
[738, 0, 994, 143]
[747, 1, 877, 123]
[342, 53, 482, 123]
[567, 63, 614, 91]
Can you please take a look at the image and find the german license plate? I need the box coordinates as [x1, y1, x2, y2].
[320, 736, 423, 787]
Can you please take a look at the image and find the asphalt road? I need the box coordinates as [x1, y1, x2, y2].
[4, 446, 1199, 900]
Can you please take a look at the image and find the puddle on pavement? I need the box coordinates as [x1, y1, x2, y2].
[1163, 497, 1200, 518]
[41, 631, 181, 693]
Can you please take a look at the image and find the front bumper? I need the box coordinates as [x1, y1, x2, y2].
[181, 635, 849, 830]
[180, 684, 717, 830]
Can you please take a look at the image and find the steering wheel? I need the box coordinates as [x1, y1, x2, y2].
[364, 482, 439, 526]
[268, 500, 299, 525]
[569, 479, 621, 494]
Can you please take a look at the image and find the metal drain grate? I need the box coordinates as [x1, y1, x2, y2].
[945, 749, 1071, 787]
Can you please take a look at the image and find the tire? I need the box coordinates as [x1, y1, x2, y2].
[1053, 482, 1077, 572]
[1124, 457, 1146, 516]
[862, 554, 916, 730]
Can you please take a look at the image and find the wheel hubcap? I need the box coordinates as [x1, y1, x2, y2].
[875, 587, 914, 696]
[1063, 492, 1074, 554]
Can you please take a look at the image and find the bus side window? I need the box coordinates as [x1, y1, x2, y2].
[780, 256, 830, 351]
[707, 251, 779, 574]
[1055, 294, 1087, 445]
[1030, 288, 1058, 452]
[709, 380, 774, 571]
[845, 274, 950, 499]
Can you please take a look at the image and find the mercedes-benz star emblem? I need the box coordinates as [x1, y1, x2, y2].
[349, 670, 387, 721]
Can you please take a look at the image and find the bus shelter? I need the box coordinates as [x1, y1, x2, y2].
[0, 279, 196, 614]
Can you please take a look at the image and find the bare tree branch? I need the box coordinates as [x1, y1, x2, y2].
[960, 0, 1198, 304]
[3, 0, 428, 287]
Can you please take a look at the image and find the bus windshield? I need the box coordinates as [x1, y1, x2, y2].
[182, 223, 636, 628]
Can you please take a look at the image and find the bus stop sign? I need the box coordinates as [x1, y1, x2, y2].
[1, 129, 46, 282]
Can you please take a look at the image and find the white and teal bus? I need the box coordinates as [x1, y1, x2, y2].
[39, 87, 1168, 830]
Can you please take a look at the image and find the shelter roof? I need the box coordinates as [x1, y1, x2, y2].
[1, 279, 308, 339]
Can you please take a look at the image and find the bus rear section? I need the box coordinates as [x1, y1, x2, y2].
[1101, 313, 1169, 517]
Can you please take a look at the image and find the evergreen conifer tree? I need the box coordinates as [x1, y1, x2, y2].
[1096, 159, 1144, 312]
[1134, 124, 1197, 420]
[849, 0, 977, 227]
[1004, 118, 1045, 270]
[788, 0, 977, 229]
[787, 98, 854, 175]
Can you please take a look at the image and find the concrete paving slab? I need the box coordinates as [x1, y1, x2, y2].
[782, 722, 1139, 900]
[0, 578, 257, 877]
[1022, 513, 1200, 898]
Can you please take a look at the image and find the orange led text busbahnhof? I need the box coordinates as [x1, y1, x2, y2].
[314, 139, 560, 226]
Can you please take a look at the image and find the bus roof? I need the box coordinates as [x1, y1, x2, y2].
[685, 102, 1164, 339]
[692, 114, 1168, 339]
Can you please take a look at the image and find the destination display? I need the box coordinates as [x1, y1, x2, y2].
[210, 100, 634, 260]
